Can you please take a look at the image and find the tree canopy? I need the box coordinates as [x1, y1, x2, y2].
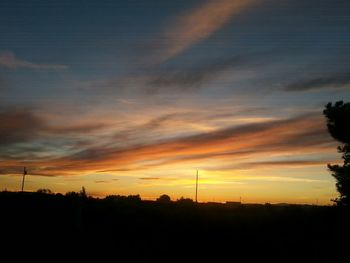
[156, 194, 171, 203]
[324, 101, 350, 145]
[324, 101, 350, 206]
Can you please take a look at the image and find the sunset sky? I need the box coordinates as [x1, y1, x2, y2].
[1, 0, 350, 204]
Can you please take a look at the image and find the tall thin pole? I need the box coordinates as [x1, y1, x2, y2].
[21, 167, 27, 192]
[195, 170, 198, 203]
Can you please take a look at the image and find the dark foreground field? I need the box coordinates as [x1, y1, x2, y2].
[1, 191, 349, 262]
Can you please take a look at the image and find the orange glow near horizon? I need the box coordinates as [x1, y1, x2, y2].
[0, 112, 340, 205]
[1, 0, 348, 206]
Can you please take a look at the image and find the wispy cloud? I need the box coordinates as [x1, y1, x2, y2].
[84, 53, 260, 95]
[146, 56, 247, 94]
[0, 107, 46, 145]
[155, 0, 257, 62]
[285, 73, 350, 91]
[240, 176, 328, 183]
[0, 107, 107, 146]
[2, 113, 334, 176]
[95, 179, 118, 184]
[139, 177, 160, 180]
[232, 159, 339, 170]
[0, 51, 68, 70]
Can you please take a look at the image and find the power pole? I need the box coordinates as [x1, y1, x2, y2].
[21, 167, 27, 192]
[195, 170, 199, 203]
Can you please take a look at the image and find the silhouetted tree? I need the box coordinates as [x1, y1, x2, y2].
[37, 188, 52, 194]
[127, 194, 141, 202]
[324, 101, 350, 206]
[177, 197, 194, 205]
[65, 191, 80, 198]
[156, 194, 171, 203]
[80, 186, 87, 198]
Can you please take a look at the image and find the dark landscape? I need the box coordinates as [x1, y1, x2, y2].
[1, 1, 350, 261]
[1, 190, 349, 261]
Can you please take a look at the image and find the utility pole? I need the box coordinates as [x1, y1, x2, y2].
[195, 170, 199, 203]
[21, 167, 27, 192]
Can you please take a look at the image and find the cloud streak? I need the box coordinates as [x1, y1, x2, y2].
[232, 159, 339, 170]
[0, 107, 46, 145]
[155, 0, 257, 62]
[2, 113, 334, 177]
[139, 177, 160, 180]
[0, 51, 68, 70]
[85, 53, 262, 95]
[0, 107, 107, 147]
[146, 56, 248, 93]
[239, 176, 328, 183]
[285, 73, 350, 91]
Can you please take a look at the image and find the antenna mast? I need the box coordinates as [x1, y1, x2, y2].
[21, 167, 27, 192]
[195, 170, 199, 203]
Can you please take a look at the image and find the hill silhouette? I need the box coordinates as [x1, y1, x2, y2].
[1, 191, 349, 261]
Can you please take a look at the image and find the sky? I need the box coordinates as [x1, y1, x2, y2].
[1, 0, 350, 204]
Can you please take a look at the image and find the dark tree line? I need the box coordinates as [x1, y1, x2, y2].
[324, 101, 350, 206]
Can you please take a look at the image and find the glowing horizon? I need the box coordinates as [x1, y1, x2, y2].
[1, 0, 350, 205]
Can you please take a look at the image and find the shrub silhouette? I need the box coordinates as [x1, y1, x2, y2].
[324, 101, 350, 206]
[156, 194, 171, 203]
[177, 197, 194, 205]
[37, 188, 52, 194]
[80, 186, 87, 198]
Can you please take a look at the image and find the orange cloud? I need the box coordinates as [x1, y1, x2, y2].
[157, 0, 257, 62]
[0, 51, 67, 70]
[1, 113, 335, 177]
